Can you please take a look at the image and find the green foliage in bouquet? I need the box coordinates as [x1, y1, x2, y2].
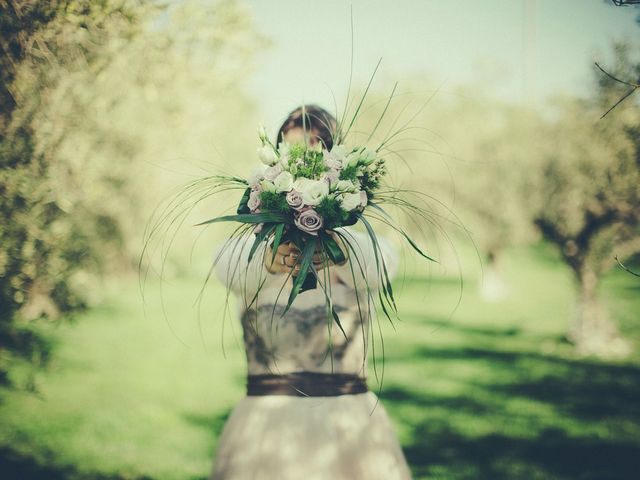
[258, 191, 291, 214]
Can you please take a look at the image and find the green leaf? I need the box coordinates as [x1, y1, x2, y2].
[195, 212, 290, 226]
[271, 223, 286, 264]
[319, 230, 346, 264]
[281, 236, 317, 317]
[248, 223, 276, 264]
[236, 187, 251, 214]
[358, 215, 397, 313]
[299, 271, 317, 292]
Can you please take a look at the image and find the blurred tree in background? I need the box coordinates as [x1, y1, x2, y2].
[416, 96, 544, 302]
[464, 106, 546, 302]
[0, 0, 264, 385]
[1, 0, 144, 384]
[353, 86, 543, 301]
[532, 42, 640, 358]
[350, 39, 639, 358]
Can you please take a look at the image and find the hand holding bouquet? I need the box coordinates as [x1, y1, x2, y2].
[264, 231, 349, 276]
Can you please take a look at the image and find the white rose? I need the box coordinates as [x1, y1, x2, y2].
[330, 144, 348, 161]
[260, 179, 276, 193]
[293, 178, 329, 206]
[339, 192, 362, 212]
[273, 171, 294, 192]
[359, 148, 377, 166]
[344, 151, 360, 168]
[334, 179, 358, 193]
[258, 145, 279, 166]
[324, 157, 342, 170]
[248, 164, 268, 185]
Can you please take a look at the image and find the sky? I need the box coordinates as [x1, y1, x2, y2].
[242, 0, 639, 128]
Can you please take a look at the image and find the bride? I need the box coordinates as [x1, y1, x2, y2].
[209, 105, 413, 480]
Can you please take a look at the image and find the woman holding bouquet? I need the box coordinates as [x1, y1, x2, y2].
[209, 106, 413, 480]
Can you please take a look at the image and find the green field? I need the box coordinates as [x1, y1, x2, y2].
[1, 242, 638, 480]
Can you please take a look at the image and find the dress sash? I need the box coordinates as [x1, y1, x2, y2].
[246, 371, 368, 397]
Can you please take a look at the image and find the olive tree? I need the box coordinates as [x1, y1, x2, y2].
[532, 43, 640, 357]
[0, 0, 264, 384]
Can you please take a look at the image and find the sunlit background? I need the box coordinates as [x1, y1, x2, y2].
[1, 1, 639, 479]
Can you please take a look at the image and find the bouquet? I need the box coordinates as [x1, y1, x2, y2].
[193, 122, 437, 336]
[231, 128, 383, 287]
[141, 87, 446, 340]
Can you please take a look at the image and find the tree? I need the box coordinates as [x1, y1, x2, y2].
[1, 0, 146, 385]
[532, 43, 640, 357]
[359, 85, 542, 300]
[422, 98, 543, 302]
[0, 0, 265, 385]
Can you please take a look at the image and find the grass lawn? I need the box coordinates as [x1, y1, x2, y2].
[0, 241, 638, 479]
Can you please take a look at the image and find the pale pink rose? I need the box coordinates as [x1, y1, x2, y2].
[264, 163, 283, 181]
[294, 207, 323, 235]
[247, 190, 261, 212]
[323, 148, 345, 168]
[322, 169, 340, 186]
[324, 157, 342, 170]
[286, 190, 306, 211]
[253, 222, 263, 234]
[359, 190, 368, 208]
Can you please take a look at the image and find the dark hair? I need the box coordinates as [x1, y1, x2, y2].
[275, 105, 337, 151]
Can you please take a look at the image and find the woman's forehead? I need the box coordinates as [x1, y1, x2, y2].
[283, 126, 321, 141]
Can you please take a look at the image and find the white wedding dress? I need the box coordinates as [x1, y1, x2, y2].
[209, 227, 412, 480]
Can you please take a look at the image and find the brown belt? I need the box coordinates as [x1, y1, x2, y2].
[246, 371, 368, 397]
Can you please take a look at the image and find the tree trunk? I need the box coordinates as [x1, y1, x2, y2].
[18, 277, 60, 321]
[479, 250, 509, 303]
[568, 266, 631, 358]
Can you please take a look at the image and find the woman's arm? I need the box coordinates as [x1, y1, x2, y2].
[329, 227, 399, 292]
[212, 234, 282, 299]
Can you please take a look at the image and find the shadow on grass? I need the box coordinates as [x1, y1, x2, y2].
[180, 409, 233, 480]
[0, 410, 234, 480]
[418, 318, 527, 338]
[414, 345, 640, 414]
[182, 409, 232, 439]
[404, 421, 638, 480]
[0, 446, 153, 480]
[382, 346, 640, 480]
